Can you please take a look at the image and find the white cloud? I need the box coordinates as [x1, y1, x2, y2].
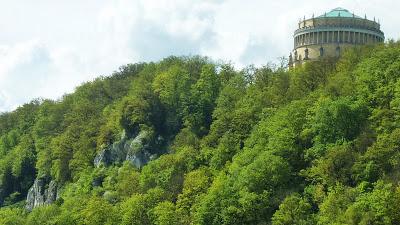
[0, 0, 399, 112]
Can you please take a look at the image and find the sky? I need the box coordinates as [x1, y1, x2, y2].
[0, 0, 399, 112]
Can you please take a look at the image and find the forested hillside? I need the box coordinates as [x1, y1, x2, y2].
[1, 41, 400, 224]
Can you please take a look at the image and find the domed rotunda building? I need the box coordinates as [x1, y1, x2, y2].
[289, 7, 384, 67]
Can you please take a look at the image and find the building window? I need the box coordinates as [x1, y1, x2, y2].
[336, 46, 341, 57]
[304, 48, 309, 59]
[319, 47, 324, 57]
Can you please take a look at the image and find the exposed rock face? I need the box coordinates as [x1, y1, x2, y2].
[0, 188, 4, 205]
[94, 129, 164, 169]
[26, 177, 58, 211]
[92, 176, 104, 188]
[125, 150, 152, 168]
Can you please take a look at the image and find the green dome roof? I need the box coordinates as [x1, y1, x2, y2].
[318, 7, 362, 18]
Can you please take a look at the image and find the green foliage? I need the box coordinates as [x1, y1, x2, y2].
[344, 181, 400, 225]
[272, 194, 315, 225]
[193, 151, 290, 225]
[176, 168, 211, 224]
[120, 188, 167, 225]
[306, 143, 357, 186]
[151, 201, 179, 225]
[0, 207, 26, 225]
[353, 129, 400, 182]
[183, 64, 221, 136]
[305, 97, 369, 160]
[26, 205, 60, 225]
[310, 97, 368, 145]
[115, 162, 141, 198]
[317, 184, 358, 225]
[81, 197, 119, 225]
[140, 153, 186, 195]
[1, 44, 400, 224]
[288, 58, 336, 99]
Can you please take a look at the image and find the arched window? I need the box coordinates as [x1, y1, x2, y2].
[304, 48, 309, 59]
[319, 47, 324, 57]
[294, 50, 298, 61]
[336, 46, 341, 57]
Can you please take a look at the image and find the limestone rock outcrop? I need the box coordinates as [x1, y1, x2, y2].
[94, 129, 163, 168]
[25, 177, 58, 211]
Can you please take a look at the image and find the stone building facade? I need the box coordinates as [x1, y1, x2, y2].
[289, 8, 384, 67]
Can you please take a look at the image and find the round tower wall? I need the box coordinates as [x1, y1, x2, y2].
[290, 9, 385, 68]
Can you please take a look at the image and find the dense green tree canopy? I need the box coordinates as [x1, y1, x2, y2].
[1, 42, 400, 224]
